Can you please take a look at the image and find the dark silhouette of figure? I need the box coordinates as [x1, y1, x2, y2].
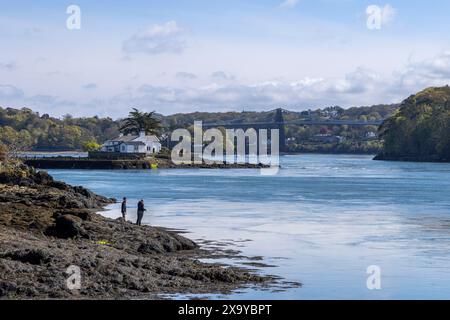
[136, 199, 146, 226]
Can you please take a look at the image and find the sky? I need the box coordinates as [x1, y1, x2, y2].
[1, 0, 450, 118]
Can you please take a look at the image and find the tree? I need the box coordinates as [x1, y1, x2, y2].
[82, 141, 101, 152]
[0, 126, 32, 157]
[119, 108, 162, 136]
[0, 142, 7, 163]
[378, 86, 450, 160]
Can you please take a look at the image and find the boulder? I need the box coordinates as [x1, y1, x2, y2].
[49, 215, 87, 239]
[0, 248, 52, 265]
[54, 209, 92, 221]
[138, 233, 197, 254]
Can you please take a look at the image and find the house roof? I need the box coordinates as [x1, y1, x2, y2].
[103, 134, 160, 145]
[122, 141, 146, 146]
[108, 135, 139, 143]
[145, 135, 160, 142]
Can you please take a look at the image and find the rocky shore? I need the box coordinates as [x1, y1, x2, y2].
[0, 164, 269, 299]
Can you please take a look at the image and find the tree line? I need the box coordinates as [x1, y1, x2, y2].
[0, 107, 120, 151]
[378, 86, 450, 161]
[0, 104, 398, 154]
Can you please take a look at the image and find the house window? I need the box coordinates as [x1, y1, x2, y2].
[121, 145, 125, 152]
[134, 145, 139, 152]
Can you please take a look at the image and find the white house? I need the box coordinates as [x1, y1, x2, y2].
[365, 131, 378, 139]
[101, 131, 162, 155]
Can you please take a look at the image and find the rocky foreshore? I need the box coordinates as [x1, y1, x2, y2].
[0, 164, 269, 299]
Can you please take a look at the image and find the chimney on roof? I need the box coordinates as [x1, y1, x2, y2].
[119, 133, 124, 137]
[139, 130, 146, 137]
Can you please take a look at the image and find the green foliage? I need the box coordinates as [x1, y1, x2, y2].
[288, 140, 383, 154]
[0, 142, 7, 163]
[82, 141, 101, 152]
[0, 143, 25, 174]
[379, 86, 450, 161]
[0, 104, 398, 153]
[162, 105, 397, 154]
[119, 108, 162, 136]
[0, 107, 119, 151]
[161, 105, 397, 129]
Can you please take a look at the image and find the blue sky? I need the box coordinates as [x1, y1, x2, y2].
[1, 0, 450, 117]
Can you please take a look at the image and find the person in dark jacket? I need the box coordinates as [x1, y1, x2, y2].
[121, 197, 127, 220]
[136, 199, 146, 226]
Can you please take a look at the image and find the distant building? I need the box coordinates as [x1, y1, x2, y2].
[365, 131, 377, 139]
[101, 131, 161, 155]
[311, 134, 344, 143]
[286, 137, 297, 145]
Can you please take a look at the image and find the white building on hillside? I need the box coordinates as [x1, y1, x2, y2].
[101, 131, 161, 155]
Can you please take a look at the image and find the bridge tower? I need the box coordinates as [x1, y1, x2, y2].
[275, 108, 286, 152]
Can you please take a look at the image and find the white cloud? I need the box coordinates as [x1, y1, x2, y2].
[395, 51, 450, 90]
[82, 83, 98, 90]
[176, 72, 197, 80]
[0, 84, 24, 99]
[280, 0, 300, 9]
[3, 51, 450, 117]
[105, 52, 450, 114]
[0, 61, 17, 71]
[108, 69, 385, 113]
[122, 21, 185, 56]
[0, 85, 76, 115]
[211, 71, 235, 81]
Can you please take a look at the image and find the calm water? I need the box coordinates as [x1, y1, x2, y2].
[48, 154, 450, 300]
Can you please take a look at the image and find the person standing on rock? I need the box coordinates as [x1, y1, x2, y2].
[136, 199, 146, 226]
[121, 197, 127, 220]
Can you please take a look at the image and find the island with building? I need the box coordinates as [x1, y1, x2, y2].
[23, 127, 166, 169]
[98, 131, 162, 156]
[21, 113, 267, 169]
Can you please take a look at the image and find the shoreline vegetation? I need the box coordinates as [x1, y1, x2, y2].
[0, 104, 396, 155]
[375, 86, 450, 163]
[3, 86, 450, 163]
[0, 161, 276, 299]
